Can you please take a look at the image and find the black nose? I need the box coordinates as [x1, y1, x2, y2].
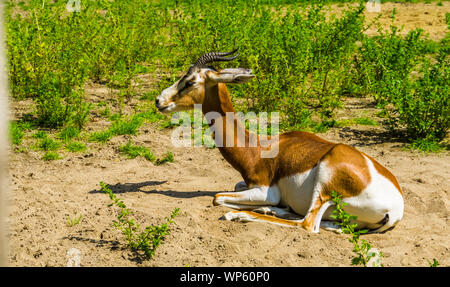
[155, 98, 160, 106]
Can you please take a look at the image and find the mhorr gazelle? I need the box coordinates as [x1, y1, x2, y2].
[156, 49, 404, 233]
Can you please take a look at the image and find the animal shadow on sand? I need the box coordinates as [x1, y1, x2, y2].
[337, 126, 407, 147]
[88, 180, 221, 198]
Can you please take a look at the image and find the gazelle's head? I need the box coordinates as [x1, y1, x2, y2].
[155, 49, 254, 113]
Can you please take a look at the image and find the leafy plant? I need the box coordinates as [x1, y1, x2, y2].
[100, 181, 180, 259]
[330, 191, 382, 267]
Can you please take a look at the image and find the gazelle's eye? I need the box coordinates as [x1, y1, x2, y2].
[184, 81, 194, 89]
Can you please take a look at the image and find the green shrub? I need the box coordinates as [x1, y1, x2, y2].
[100, 181, 180, 259]
[388, 54, 449, 143]
[330, 191, 382, 267]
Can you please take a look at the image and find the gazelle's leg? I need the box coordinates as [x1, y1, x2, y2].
[300, 162, 334, 233]
[223, 206, 342, 232]
[252, 206, 302, 220]
[223, 210, 303, 227]
[320, 221, 342, 233]
[234, 181, 247, 191]
[213, 185, 280, 210]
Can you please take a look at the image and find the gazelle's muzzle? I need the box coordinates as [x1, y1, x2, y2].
[156, 84, 178, 113]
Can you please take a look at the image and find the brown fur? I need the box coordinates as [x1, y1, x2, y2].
[200, 83, 401, 197]
[159, 66, 403, 232]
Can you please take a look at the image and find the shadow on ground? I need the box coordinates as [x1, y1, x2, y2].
[88, 180, 220, 198]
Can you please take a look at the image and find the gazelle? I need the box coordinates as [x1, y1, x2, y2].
[156, 50, 404, 233]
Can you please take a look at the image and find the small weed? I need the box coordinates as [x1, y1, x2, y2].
[428, 258, 440, 267]
[33, 131, 48, 139]
[330, 191, 382, 267]
[100, 182, 180, 259]
[42, 151, 61, 161]
[155, 151, 174, 166]
[354, 117, 378, 126]
[119, 141, 155, 162]
[110, 117, 143, 136]
[66, 213, 83, 227]
[39, 137, 61, 151]
[59, 126, 81, 141]
[99, 106, 111, 118]
[134, 110, 165, 123]
[66, 141, 87, 152]
[89, 130, 113, 143]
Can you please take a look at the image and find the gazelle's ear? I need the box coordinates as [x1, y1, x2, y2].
[206, 68, 255, 84]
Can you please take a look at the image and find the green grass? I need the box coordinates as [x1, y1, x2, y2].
[65, 141, 87, 152]
[406, 137, 446, 153]
[89, 130, 113, 143]
[119, 141, 174, 165]
[10, 122, 24, 146]
[59, 126, 81, 141]
[89, 110, 164, 144]
[39, 137, 61, 151]
[110, 117, 143, 136]
[33, 131, 48, 139]
[428, 258, 440, 267]
[353, 117, 378, 126]
[155, 151, 174, 166]
[119, 141, 156, 161]
[42, 151, 61, 161]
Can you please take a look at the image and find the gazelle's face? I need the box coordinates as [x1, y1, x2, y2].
[156, 67, 209, 113]
[156, 50, 254, 113]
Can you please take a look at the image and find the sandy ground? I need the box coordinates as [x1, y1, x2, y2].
[6, 2, 450, 267]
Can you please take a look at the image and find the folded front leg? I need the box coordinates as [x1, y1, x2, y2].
[213, 185, 280, 210]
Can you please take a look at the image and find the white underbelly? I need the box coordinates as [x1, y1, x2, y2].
[276, 166, 332, 218]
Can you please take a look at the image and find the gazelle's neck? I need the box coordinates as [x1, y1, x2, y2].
[202, 84, 261, 182]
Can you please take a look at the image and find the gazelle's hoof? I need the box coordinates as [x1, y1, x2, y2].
[234, 181, 247, 192]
